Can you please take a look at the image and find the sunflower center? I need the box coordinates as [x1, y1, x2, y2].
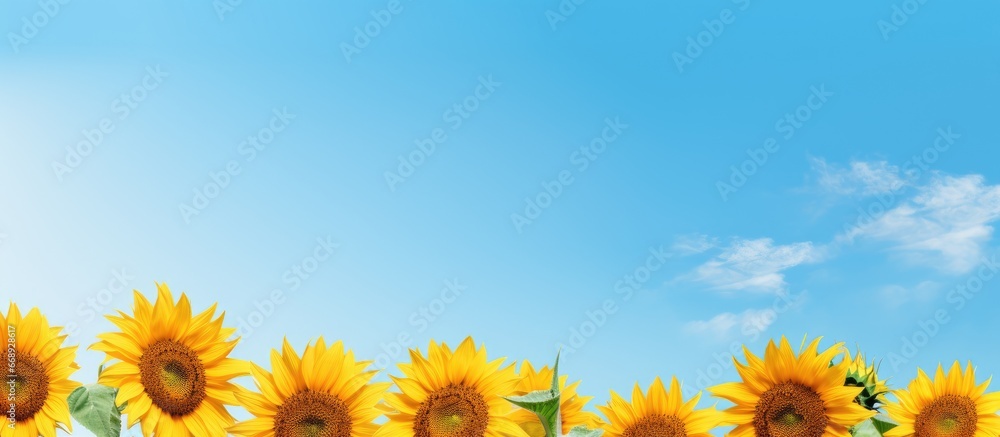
[138, 339, 207, 416]
[914, 394, 978, 437]
[9, 352, 49, 421]
[414, 384, 490, 437]
[273, 390, 352, 437]
[622, 414, 687, 437]
[753, 382, 828, 437]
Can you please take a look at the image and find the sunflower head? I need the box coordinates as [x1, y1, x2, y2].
[375, 337, 527, 437]
[845, 349, 890, 411]
[230, 337, 391, 437]
[510, 360, 603, 436]
[598, 376, 723, 437]
[884, 361, 1000, 437]
[1, 302, 81, 437]
[710, 336, 875, 437]
[91, 283, 249, 436]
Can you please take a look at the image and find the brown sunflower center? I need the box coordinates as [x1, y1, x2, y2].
[138, 339, 206, 416]
[414, 384, 490, 437]
[622, 414, 687, 437]
[914, 394, 978, 437]
[273, 390, 352, 437]
[9, 352, 49, 421]
[753, 382, 828, 437]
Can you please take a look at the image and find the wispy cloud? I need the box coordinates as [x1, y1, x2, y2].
[671, 233, 718, 256]
[879, 281, 941, 308]
[682, 160, 999, 339]
[811, 158, 908, 196]
[684, 308, 778, 339]
[684, 238, 823, 293]
[843, 174, 1000, 274]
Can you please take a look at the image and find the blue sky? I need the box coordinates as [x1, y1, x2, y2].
[2, 0, 999, 435]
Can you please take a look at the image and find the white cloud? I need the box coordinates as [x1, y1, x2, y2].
[687, 238, 823, 293]
[671, 234, 717, 256]
[812, 158, 908, 196]
[684, 308, 778, 339]
[846, 174, 1000, 274]
[879, 281, 940, 308]
[680, 162, 1000, 339]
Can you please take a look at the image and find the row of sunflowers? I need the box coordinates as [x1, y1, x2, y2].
[3, 283, 997, 437]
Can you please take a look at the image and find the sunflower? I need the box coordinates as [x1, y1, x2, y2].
[598, 376, 724, 437]
[229, 337, 391, 437]
[846, 349, 890, 409]
[1, 302, 80, 437]
[883, 361, 1000, 437]
[848, 351, 889, 396]
[710, 336, 875, 437]
[374, 337, 527, 437]
[91, 283, 249, 436]
[510, 360, 603, 436]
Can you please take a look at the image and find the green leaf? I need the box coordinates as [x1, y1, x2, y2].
[505, 389, 561, 437]
[68, 384, 122, 437]
[506, 389, 560, 405]
[851, 416, 898, 436]
[551, 351, 561, 392]
[566, 425, 604, 437]
[872, 416, 898, 434]
[850, 419, 881, 437]
[505, 352, 564, 437]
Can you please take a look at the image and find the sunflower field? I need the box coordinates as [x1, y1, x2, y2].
[4, 284, 997, 437]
